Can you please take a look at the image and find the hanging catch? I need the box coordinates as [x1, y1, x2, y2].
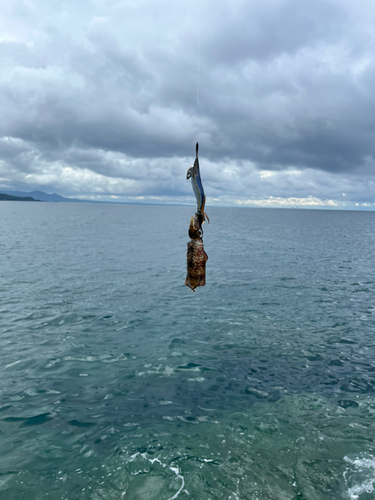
[185, 142, 209, 292]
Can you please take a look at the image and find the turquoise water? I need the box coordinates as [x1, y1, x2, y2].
[1, 202, 375, 499]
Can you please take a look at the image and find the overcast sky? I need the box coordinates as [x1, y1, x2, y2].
[1, 0, 375, 209]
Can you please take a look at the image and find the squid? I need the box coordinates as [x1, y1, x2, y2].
[185, 143, 209, 291]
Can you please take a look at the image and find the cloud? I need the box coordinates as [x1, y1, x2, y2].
[236, 196, 338, 208]
[0, 0, 375, 208]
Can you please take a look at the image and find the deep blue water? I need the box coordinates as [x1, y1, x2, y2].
[1, 202, 375, 499]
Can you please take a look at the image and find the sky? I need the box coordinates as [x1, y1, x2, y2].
[1, 0, 375, 209]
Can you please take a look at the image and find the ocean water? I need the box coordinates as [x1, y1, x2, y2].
[1, 202, 375, 500]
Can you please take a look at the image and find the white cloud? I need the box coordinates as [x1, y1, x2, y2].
[236, 196, 338, 207]
[259, 171, 276, 178]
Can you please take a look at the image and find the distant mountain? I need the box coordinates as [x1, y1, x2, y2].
[1, 190, 73, 202]
[0, 193, 39, 201]
[0, 190, 137, 204]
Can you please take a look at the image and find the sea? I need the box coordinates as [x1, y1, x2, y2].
[1, 202, 375, 500]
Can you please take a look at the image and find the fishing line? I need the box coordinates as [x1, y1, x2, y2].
[196, 4, 201, 115]
[197, 30, 201, 113]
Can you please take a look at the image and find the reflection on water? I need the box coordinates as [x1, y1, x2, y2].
[1, 203, 375, 498]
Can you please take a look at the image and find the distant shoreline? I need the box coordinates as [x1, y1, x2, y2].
[1, 190, 374, 212]
[0, 193, 40, 202]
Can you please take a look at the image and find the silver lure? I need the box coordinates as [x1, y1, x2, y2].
[186, 142, 206, 217]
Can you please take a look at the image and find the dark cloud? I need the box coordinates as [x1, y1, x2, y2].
[200, 0, 344, 64]
[0, 0, 375, 208]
